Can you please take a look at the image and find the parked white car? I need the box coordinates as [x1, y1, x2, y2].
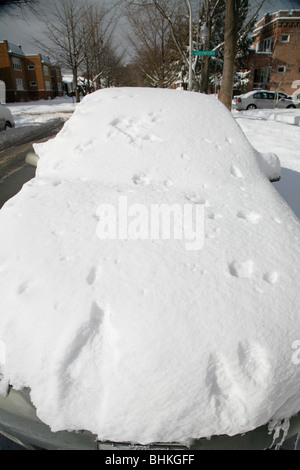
[233, 90, 300, 110]
[0, 104, 15, 131]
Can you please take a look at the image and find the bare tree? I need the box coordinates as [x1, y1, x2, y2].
[35, 0, 85, 102]
[80, 2, 121, 91]
[123, 0, 269, 96]
[123, 0, 188, 87]
[35, 0, 123, 99]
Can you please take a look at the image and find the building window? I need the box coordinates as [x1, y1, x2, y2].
[45, 81, 51, 91]
[16, 78, 24, 90]
[43, 65, 49, 76]
[254, 66, 271, 89]
[263, 37, 274, 52]
[12, 58, 22, 71]
[277, 65, 286, 74]
[30, 81, 37, 87]
[281, 34, 290, 42]
[28, 64, 35, 71]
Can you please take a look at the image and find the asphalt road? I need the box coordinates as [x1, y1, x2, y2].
[0, 118, 65, 183]
[0, 164, 36, 209]
[0, 433, 24, 450]
[0, 119, 66, 209]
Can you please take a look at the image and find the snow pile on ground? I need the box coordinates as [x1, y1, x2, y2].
[7, 96, 75, 125]
[234, 109, 300, 220]
[0, 88, 300, 446]
[234, 108, 300, 127]
[0, 119, 66, 152]
[0, 96, 75, 151]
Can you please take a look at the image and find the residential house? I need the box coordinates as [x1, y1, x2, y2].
[0, 41, 28, 102]
[0, 40, 64, 102]
[247, 10, 300, 97]
[24, 54, 63, 101]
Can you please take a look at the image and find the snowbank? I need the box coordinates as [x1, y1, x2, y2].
[0, 96, 75, 151]
[234, 109, 300, 220]
[233, 108, 300, 127]
[6, 96, 76, 119]
[0, 119, 66, 152]
[0, 88, 300, 446]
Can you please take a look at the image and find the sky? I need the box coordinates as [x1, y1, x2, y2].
[0, 0, 299, 60]
[0, 0, 124, 56]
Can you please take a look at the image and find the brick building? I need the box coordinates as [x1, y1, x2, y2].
[25, 54, 63, 101]
[247, 10, 300, 96]
[0, 40, 63, 102]
[0, 41, 27, 102]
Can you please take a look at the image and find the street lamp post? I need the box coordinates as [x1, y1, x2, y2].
[184, 0, 193, 91]
[200, 23, 209, 93]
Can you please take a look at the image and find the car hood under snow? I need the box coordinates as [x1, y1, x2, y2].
[0, 88, 299, 446]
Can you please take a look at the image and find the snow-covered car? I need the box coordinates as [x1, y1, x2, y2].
[233, 90, 300, 110]
[0, 104, 15, 131]
[0, 88, 300, 451]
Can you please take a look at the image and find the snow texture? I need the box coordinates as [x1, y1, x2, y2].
[0, 88, 300, 446]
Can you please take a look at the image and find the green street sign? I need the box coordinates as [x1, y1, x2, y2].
[193, 50, 216, 56]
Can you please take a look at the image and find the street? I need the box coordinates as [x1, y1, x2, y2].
[0, 164, 36, 209]
[0, 433, 24, 450]
[0, 118, 65, 181]
[0, 119, 66, 208]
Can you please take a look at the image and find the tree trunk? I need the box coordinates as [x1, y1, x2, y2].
[219, 0, 239, 110]
[73, 67, 80, 103]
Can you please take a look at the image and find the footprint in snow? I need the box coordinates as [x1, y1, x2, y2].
[86, 267, 97, 285]
[205, 343, 271, 428]
[230, 165, 244, 179]
[133, 173, 151, 186]
[228, 260, 253, 279]
[237, 210, 262, 224]
[17, 282, 30, 294]
[263, 271, 278, 284]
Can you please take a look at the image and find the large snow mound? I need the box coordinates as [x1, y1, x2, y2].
[0, 88, 300, 446]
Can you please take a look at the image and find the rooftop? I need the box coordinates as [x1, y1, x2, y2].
[0, 41, 25, 58]
[254, 10, 300, 33]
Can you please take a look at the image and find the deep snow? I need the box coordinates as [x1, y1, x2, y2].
[0, 89, 299, 446]
[233, 108, 300, 220]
